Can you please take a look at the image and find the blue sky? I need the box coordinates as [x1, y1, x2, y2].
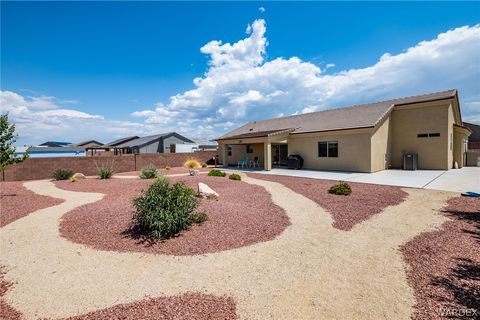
[1, 1, 479, 145]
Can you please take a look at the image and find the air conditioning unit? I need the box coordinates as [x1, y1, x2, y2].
[403, 153, 418, 170]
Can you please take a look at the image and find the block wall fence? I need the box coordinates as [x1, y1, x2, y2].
[1, 151, 218, 182]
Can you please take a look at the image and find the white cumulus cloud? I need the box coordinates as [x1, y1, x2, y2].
[133, 20, 480, 138]
[0, 90, 152, 145]
[3, 19, 480, 145]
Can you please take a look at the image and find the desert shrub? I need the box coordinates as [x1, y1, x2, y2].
[328, 181, 352, 196]
[97, 166, 113, 179]
[165, 165, 171, 171]
[228, 173, 241, 181]
[189, 212, 208, 224]
[139, 165, 159, 179]
[208, 169, 226, 177]
[184, 159, 201, 169]
[133, 179, 200, 239]
[53, 169, 73, 180]
[202, 163, 208, 168]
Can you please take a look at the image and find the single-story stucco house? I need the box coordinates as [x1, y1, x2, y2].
[217, 90, 471, 172]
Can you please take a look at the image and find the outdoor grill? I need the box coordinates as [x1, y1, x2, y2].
[287, 154, 304, 170]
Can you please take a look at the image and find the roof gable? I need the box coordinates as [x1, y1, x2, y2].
[218, 90, 457, 140]
[114, 132, 195, 148]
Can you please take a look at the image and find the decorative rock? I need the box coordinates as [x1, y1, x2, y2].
[189, 169, 199, 176]
[198, 182, 219, 199]
[72, 173, 86, 179]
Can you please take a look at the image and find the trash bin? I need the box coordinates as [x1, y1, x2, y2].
[287, 155, 304, 169]
[403, 153, 418, 170]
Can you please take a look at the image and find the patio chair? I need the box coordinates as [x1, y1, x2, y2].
[237, 156, 249, 168]
[250, 156, 260, 168]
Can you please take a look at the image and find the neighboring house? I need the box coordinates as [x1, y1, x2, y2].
[38, 141, 72, 147]
[106, 132, 195, 155]
[464, 122, 480, 150]
[85, 136, 139, 156]
[74, 140, 104, 149]
[217, 90, 471, 172]
[194, 138, 219, 151]
[26, 146, 85, 158]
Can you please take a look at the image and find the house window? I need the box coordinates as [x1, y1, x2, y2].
[318, 141, 338, 158]
[417, 133, 440, 138]
[227, 146, 232, 156]
[328, 141, 338, 157]
[246, 144, 254, 153]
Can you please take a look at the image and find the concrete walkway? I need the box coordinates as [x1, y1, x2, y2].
[225, 167, 480, 193]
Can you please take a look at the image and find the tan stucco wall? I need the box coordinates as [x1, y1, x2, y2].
[447, 104, 455, 168]
[390, 102, 451, 170]
[370, 116, 392, 172]
[288, 129, 372, 172]
[219, 143, 264, 166]
[453, 126, 470, 168]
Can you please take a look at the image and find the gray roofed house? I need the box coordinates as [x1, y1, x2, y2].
[104, 136, 140, 147]
[74, 140, 104, 148]
[217, 90, 470, 172]
[38, 141, 73, 147]
[108, 132, 195, 154]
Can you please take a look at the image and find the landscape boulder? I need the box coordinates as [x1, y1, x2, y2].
[198, 182, 219, 199]
[72, 173, 86, 179]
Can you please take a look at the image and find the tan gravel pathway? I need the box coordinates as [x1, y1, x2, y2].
[0, 177, 453, 319]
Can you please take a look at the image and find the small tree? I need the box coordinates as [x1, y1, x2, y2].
[0, 113, 29, 180]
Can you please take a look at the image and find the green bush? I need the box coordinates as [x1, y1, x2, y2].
[139, 165, 159, 179]
[228, 173, 241, 181]
[208, 169, 226, 177]
[97, 166, 113, 179]
[189, 212, 208, 224]
[53, 169, 73, 180]
[328, 181, 352, 196]
[132, 179, 200, 239]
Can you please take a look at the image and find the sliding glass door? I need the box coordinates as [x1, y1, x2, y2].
[272, 144, 288, 167]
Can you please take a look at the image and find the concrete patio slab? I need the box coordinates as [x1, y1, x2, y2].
[424, 167, 480, 193]
[225, 167, 480, 193]
[345, 169, 445, 189]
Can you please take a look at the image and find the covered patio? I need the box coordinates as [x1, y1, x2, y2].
[217, 128, 294, 171]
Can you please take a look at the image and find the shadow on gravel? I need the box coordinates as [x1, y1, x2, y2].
[121, 224, 186, 247]
[431, 258, 480, 313]
[432, 205, 480, 313]
[444, 207, 480, 244]
[121, 225, 157, 247]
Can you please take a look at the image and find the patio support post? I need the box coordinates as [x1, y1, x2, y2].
[222, 144, 229, 168]
[264, 142, 272, 171]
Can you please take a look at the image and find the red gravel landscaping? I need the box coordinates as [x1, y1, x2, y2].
[0, 266, 21, 320]
[401, 196, 480, 320]
[67, 293, 237, 320]
[56, 175, 289, 255]
[115, 166, 210, 176]
[247, 173, 407, 230]
[0, 182, 64, 227]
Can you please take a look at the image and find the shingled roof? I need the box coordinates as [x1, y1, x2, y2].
[113, 132, 195, 148]
[218, 90, 457, 140]
[103, 136, 139, 147]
